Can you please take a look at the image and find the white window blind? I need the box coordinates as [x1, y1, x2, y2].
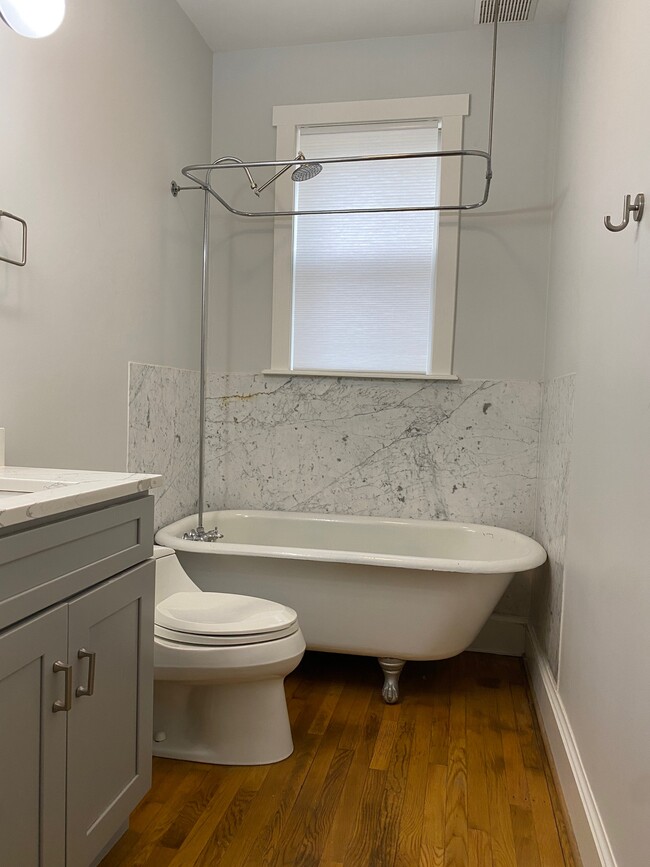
[291, 122, 441, 374]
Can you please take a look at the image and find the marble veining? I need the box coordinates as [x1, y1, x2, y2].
[128, 364, 542, 615]
[128, 365, 543, 616]
[128, 362, 200, 531]
[0, 466, 160, 529]
[531, 373, 575, 680]
[204, 374, 540, 533]
[205, 374, 541, 616]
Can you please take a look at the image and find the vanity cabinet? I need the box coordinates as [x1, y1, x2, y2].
[0, 495, 154, 867]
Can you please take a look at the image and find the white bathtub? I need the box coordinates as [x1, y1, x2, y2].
[156, 510, 545, 700]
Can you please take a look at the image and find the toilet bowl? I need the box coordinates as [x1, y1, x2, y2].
[152, 545, 305, 765]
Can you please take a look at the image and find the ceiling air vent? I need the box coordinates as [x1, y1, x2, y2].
[475, 0, 539, 24]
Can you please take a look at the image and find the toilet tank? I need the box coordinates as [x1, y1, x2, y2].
[153, 545, 200, 606]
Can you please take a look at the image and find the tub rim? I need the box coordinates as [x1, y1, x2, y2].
[155, 509, 546, 575]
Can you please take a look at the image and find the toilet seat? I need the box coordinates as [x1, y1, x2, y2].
[155, 591, 299, 646]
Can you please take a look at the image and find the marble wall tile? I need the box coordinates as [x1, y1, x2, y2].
[531, 373, 575, 680]
[127, 362, 200, 531]
[204, 374, 540, 531]
[128, 364, 543, 616]
[204, 374, 542, 616]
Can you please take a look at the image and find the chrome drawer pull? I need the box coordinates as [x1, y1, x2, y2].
[76, 648, 96, 697]
[52, 661, 72, 713]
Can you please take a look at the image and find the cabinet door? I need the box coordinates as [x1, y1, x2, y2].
[0, 605, 68, 867]
[65, 561, 154, 867]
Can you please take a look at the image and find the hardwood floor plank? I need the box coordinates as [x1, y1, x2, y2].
[288, 747, 355, 866]
[343, 767, 387, 867]
[101, 764, 210, 867]
[265, 683, 359, 865]
[542, 763, 579, 867]
[165, 768, 252, 867]
[419, 763, 447, 867]
[511, 682, 544, 772]
[320, 707, 382, 864]
[511, 680, 570, 867]
[309, 681, 346, 736]
[192, 766, 269, 867]
[394, 705, 434, 867]
[498, 680, 531, 808]
[525, 765, 570, 867]
[469, 828, 493, 867]
[368, 717, 414, 866]
[429, 661, 451, 767]
[142, 845, 176, 866]
[130, 799, 168, 836]
[483, 685, 518, 867]
[338, 686, 374, 751]
[101, 652, 578, 867]
[510, 804, 542, 867]
[212, 734, 321, 867]
[444, 658, 468, 867]
[466, 661, 492, 838]
[160, 765, 233, 849]
[369, 718, 400, 771]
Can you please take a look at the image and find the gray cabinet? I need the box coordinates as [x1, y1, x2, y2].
[66, 563, 153, 867]
[0, 605, 68, 866]
[0, 495, 154, 867]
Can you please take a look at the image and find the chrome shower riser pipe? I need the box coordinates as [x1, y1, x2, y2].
[181, 187, 223, 543]
[197, 189, 209, 534]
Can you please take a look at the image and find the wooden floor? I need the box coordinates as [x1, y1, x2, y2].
[101, 651, 578, 867]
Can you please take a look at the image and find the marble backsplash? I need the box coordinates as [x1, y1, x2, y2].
[128, 363, 542, 617]
[128, 362, 200, 533]
[531, 373, 575, 680]
[204, 374, 540, 533]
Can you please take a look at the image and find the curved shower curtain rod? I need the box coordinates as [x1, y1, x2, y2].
[172, 0, 501, 217]
[171, 2, 501, 542]
[175, 149, 494, 216]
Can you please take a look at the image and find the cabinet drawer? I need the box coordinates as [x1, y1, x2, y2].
[0, 496, 153, 631]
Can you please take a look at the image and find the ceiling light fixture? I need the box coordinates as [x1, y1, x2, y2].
[0, 0, 65, 38]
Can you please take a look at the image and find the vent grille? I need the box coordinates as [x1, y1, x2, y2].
[475, 0, 539, 23]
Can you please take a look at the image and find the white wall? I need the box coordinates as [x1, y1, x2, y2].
[0, 0, 212, 470]
[208, 24, 563, 380]
[539, 1, 650, 863]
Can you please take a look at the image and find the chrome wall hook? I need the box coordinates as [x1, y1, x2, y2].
[604, 193, 645, 232]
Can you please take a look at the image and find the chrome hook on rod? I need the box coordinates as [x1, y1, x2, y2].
[604, 193, 645, 233]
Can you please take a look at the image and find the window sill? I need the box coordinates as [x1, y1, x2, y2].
[262, 368, 459, 381]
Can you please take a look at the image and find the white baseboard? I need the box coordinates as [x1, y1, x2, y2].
[524, 628, 617, 867]
[469, 613, 527, 656]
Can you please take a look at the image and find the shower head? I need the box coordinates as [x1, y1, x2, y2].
[291, 157, 323, 182]
[254, 152, 323, 196]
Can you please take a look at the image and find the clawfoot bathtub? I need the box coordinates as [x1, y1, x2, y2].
[156, 510, 546, 702]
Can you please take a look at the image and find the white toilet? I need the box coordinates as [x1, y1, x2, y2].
[152, 545, 305, 765]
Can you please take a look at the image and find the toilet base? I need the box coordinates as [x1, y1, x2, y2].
[153, 677, 295, 765]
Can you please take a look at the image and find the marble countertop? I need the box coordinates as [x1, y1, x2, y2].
[0, 466, 161, 529]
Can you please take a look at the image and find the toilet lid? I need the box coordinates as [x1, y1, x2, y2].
[155, 591, 298, 639]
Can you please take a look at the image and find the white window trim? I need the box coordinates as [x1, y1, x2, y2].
[265, 94, 469, 381]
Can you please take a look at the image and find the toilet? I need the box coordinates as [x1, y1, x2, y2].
[152, 545, 305, 765]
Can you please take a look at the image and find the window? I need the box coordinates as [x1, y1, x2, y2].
[266, 96, 469, 380]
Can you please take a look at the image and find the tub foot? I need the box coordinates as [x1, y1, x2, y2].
[378, 658, 405, 704]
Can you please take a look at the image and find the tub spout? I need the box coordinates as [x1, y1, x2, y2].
[182, 526, 224, 542]
[378, 658, 405, 704]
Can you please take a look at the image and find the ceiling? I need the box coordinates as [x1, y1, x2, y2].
[176, 0, 570, 53]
